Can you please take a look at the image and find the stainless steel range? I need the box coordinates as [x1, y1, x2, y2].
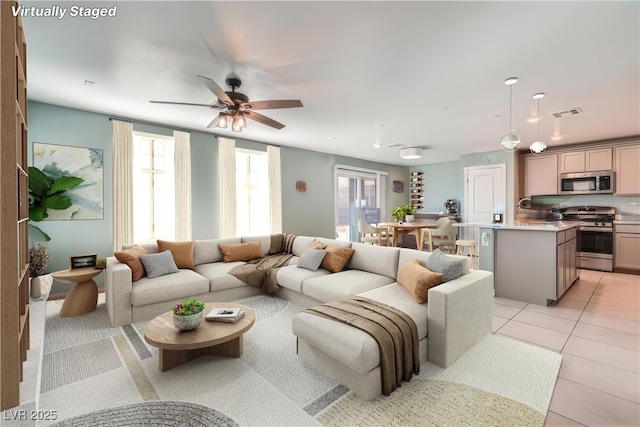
[559, 206, 615, 272]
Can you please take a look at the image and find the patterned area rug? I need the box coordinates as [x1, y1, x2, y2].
[4, 294, 561, 426]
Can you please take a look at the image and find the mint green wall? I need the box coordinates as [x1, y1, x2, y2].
[410, 161, 461, 213]
[28, 101, 407, 293]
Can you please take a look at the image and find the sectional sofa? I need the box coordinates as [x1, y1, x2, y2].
[106, 234, 493, 399]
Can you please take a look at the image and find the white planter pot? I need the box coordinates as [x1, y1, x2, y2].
[173, 310, 205, 331]
[405, 215, 415, 223]
[30, 276, 42, 299]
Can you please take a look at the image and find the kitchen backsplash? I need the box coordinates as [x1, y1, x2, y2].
[531, 194, 639, 215]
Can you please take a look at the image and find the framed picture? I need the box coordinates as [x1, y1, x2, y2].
[70, 254, 97, 269]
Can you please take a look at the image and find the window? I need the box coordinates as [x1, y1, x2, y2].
[236, 149, 269, 236]
[132, 132, 175, 243]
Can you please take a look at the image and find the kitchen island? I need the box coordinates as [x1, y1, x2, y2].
[456, 221, 579, 305]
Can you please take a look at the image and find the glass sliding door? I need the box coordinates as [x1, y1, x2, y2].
[335, 167, 387, 242]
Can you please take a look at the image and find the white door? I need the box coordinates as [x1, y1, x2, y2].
[464, 164, 507, 226]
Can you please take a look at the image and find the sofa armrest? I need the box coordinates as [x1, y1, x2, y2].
[105, 256, 134, 327]
[427, 270, 493, 367]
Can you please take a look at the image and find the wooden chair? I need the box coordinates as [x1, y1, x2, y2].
[421, 218, 458, 253]
[456, 239, 478, 269]
[358, 219, 390, 245]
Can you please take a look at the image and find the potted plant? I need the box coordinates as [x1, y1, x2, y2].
[392, 204, 417, 222]
[96, 258, 107, 269]
[172, 298, 206, 330]
[29, 243, 50, 299]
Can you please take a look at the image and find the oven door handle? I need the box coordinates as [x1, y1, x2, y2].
[578, 226, 613, 232]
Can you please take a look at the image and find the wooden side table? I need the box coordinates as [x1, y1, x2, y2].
[51, 267, 102, 317]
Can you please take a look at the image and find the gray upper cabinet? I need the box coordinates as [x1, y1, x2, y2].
[525, 154, 558, 196]
[614, 143, 640, 195]
[559, 148, 612, 173]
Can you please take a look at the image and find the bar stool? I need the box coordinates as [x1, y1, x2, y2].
[456, 239, 478, 269]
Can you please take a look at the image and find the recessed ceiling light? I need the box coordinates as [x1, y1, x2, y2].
[328, 136, 337, 140]
[373, 143, 382, 148]
[84, 80, 95, 86]
[505, 77, 518, 85]
[488, 115, 501, 120]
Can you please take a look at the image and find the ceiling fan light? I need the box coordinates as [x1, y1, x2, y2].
[216, 113, 228, 129]
[500, 133, 521, 151]
[237, 114, 247, 129]
[400, 147, 423, 160]
[529, 140, 547, 154]
[231, 115, 243, 132]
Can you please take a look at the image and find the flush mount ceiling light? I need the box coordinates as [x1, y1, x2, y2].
[400, 147, 423, 160]
[529, 93, 548, 155]
[500, 77, 521, 152]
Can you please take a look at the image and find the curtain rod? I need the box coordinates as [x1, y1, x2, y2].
[108, 117, 191, 134]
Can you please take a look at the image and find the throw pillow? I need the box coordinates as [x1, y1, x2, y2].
[157, 240, 195, 270]
[397, 259, 443, 304]
[139, 250, 179, 279]
[321, 244, 355, 273]
[114, 245, 147, 281]
[425, 249, 465, 283]
[297, 249, 328, 271]
[219, 240, 264, 262]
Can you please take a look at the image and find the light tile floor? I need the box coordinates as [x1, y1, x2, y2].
[492, 269, 640, 426]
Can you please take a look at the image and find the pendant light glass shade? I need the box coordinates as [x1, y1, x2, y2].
[500, 77, 520, 152]
[216, 113, 228, 129]
[529, 93, 547, 155]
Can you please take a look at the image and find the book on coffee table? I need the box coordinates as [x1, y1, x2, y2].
[206, 307, 245, 323]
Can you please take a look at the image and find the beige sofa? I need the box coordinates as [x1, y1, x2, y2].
[106, 234, 493, 400]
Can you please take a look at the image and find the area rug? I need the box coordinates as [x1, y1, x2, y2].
[25, 295, 561, 427]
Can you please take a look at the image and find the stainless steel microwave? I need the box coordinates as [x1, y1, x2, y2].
[558, 171, 614, 195]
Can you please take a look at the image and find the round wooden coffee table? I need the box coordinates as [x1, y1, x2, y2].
[144, 302, 255, 372]
[51, 267, 102, 317]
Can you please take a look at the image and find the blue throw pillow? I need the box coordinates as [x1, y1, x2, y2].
[425, 249, 465, 283]
[297, 249, 328, 271]
[139, 250, 179, 279]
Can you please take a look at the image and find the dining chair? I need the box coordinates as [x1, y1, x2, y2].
[421, 218, 458, 253]
[357, 219, 390, 245]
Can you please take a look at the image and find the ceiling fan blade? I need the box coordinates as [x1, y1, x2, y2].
[197, 75, 234, 105]
[245, 100, 303, 110]
[149, 100, 215, 107]
[245, 111, 285, 129]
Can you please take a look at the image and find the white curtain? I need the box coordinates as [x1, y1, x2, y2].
[267, 145, 282, 233]
[218, 137, 236, 238]
[112, 120, 134, 252]
[174, 130, 192, 240]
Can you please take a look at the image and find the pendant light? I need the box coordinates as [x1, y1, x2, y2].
[500, 77, 521, 152]
[529, 93, 548, 155]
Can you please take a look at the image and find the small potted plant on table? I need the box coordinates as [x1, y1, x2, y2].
[172, 298, 206, 331]
[392, 204, 417, 223]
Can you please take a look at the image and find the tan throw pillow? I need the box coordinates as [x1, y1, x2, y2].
[157, 240, 195, 270]
[320, 244, 355, 273]
[114, 245, 147, 281]
[397, 259, 443, 304]
[219, 241, 264, 263]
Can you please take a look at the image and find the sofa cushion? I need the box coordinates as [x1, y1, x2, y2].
[297, 249, 328, 271]
[303, 270, 395, 302]
[397, 259, 442, 303]
[193, 238, 241, 265]
[157, 240, 195, 270]
[291, 236, 316, 257]
[130, 270, 209, 307]
[359, 282, 430, 340]
[219, 241, 264, 262]
[276, 264, 331, 293]
[241, 235, 272, 256]
[315, 237, 352, 248]
[321, 244, 355, 273]
[194, 261, 249, 291]
[114, 245, 147, 281]
[139, 250, 179, 279]
[426, 249, 466, 283]
[349, 242, 400, 279]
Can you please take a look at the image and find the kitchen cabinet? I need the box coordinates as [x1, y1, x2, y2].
[614, 224, 640, 271]
[559, 148, 612, 173]
[494, 225, 578, 305]
[525, 154, 558, 196]
[615, 144, 640, 195]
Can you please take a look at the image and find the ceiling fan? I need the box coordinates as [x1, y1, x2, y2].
[150, 76, 303, 131]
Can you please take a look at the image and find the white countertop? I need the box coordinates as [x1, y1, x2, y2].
[455, 221, 578, 232]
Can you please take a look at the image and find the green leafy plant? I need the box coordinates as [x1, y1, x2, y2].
[172, 298, 205, 316]
[29, 244, 50, 277]
[96, 258, 107, 269]
[28, 166, 84, 241]
[392, 204, 417, 221]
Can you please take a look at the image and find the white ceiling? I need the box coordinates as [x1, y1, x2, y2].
[23, 1, 640, 166]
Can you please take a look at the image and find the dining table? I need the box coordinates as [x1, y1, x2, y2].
[376, 222, 438, 249]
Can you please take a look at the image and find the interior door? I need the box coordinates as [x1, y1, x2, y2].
[463, 164, 506, 241]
